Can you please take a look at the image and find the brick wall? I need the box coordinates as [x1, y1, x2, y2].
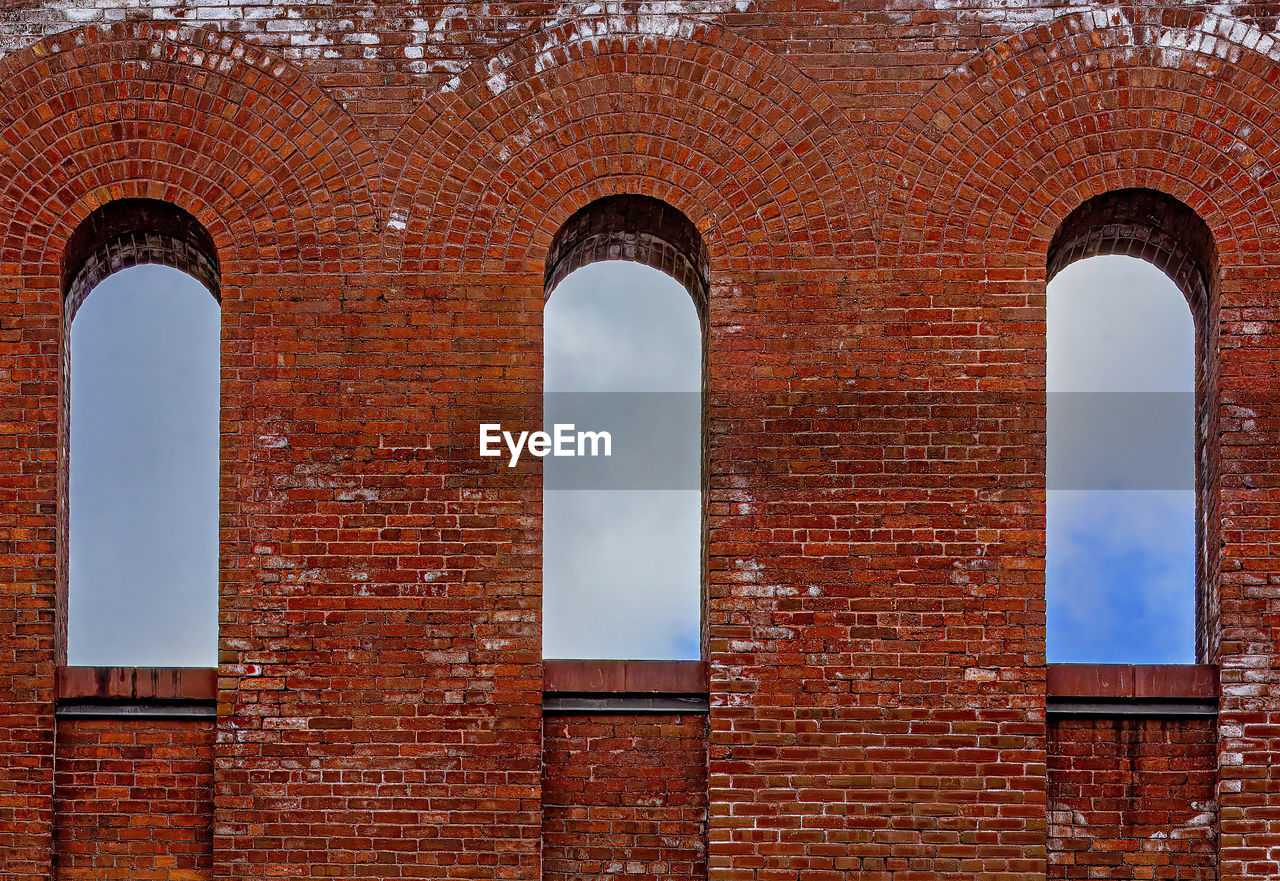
[44, 705, 1225, 881]
[1049, 718, 1217, 881]
[54, 718, 215, 880]
[543, 713, 707, 880]
[0, 2, 1277, 878]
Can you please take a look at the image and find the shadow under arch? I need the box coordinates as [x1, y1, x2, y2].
[1048, 189, 1218, 322]
[545, 194, 711, 328]
[1045, 187, 1219, 664]
[63, 199, 221, 317]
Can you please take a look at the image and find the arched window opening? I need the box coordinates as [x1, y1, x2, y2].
[542, 196, 707, 660]
[1045, 189, 1216, 664]
[64, 200, 220, 667]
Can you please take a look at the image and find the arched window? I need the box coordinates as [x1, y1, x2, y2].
[63, 200, 221, 667]
[1045, 189, 1216, 664]
[542, 196, 707, 660]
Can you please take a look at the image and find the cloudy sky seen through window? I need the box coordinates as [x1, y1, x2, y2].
[68, 255, 1195, 665]
[1046, 255, 1195, 663]
[68, 265, 220, 667]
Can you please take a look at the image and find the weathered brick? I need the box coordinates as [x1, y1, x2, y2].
[0, 3, 1276, 879]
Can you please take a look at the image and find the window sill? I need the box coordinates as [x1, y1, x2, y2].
[1046, 663, 1218, 717]
[56, 666, 217, 718]
[51, 662, 1219, 718]
[543, 658, 708, 713]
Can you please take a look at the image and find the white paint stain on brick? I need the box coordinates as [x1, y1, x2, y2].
[904, 0, 1280, 108]
[731, 558, 764, 583]
[531, 0, 752, 74]
[1223, 653, 1271, 670]
[485, 53, 511, 94]
[0, 0, 727, 70]
[734, 585, 797, 598]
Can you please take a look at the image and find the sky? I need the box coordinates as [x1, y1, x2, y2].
[543, 262, 703, 659]
[1046, 255, 1196, 663]
[68, 254, 1196, 666]
[67, 266, 220, 667]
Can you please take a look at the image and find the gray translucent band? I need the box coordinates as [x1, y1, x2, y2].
[465, 391, 1200, 491]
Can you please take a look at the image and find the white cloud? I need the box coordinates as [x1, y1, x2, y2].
[1046, 255, 1197, 662]
[1048, 254, 1194, 393]
[543, 261, 703, 658]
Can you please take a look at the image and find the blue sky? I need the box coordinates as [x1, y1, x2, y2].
[69, 255, 1196, 665]
[1046, 256, 1196, 663]
[543, 262, 703, 659]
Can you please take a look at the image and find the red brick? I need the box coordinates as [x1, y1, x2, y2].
[0, 4, 1275, 879]
[543, 713, 707, 881]
[54, 719, 214, 880]
[1049, 718, 1217, 881]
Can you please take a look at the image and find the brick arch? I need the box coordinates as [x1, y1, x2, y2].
[1046, 188, 1217, 318]
[381, 18, 875, 275]
[545, 194, 710, 325]
[1045, 186, 1220, 667]
[881, 6, 1280, 272]
[0, 22, 379, 281]
[62, 198, 221, 321]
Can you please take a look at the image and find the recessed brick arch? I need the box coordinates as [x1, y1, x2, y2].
[877, 8, 1280, 671]
[0, 17, 381, 669]
[381, 18, 875, 276]
[545, 194, 710, 323]
[0, 21, 379, 281]
[1046, 185, 1220, 665]
[57, 195, 223, 663]
[62, 199, 221, 318]
[879, 12, 1280, 881]
[1047, 188, 1218, 319]
[0, 22, 382, 877]
[881, 7, 1280, 272]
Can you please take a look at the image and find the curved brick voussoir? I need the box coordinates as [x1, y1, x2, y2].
[381, 16, 876, 277]
[0, 22, 380, 283]
[881, 6, 1280, 274]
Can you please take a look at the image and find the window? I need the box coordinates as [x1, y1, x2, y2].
[1045, 189, 1215, 664]
[542, 196, 707, 660]
[64, 201, 221, 667]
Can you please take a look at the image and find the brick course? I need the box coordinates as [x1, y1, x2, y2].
[542, 713, 707, 880]
[1048, 719, 1217, 881]
[54, 719, 215, 881]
